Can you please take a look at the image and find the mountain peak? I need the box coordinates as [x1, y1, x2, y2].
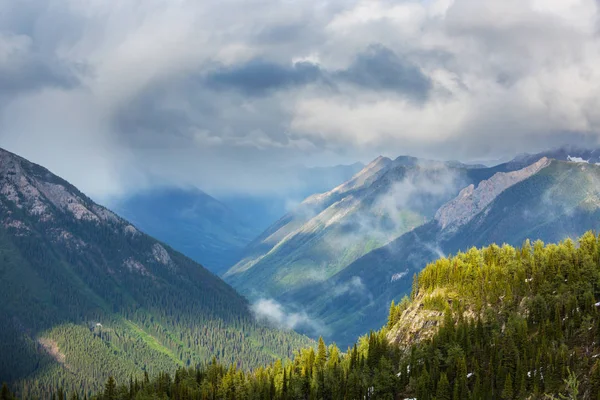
[506, 146, 600, 170]
[0, 147, 121, 226]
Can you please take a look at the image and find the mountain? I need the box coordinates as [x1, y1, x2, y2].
[224, 156, 493, 300]
[219, 162, 365, 232]
[0, 148, 313, 397]
[286, 157, 600, 346]
[110, 187, 259, 275]
[108, 163, 364, 276]
[504, 145, 600, 170]
[33, 232, 600, 400]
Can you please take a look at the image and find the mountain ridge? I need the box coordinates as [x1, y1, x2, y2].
[275, 158, 600, 345]
[0, 147, 313, 397]
[224, 155, 483, 300]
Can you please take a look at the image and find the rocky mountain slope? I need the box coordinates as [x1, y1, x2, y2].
[0, 148, 313, 397]
[224, 156, 489, 299]
[281, 158, 600, 346]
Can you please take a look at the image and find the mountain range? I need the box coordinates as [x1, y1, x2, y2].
[224, 148, 600, 346]
[3, 143, 600, 396]
[0, 148, 313, 397]
[224, 156, 490, 299]
[109, 163, 363, 275]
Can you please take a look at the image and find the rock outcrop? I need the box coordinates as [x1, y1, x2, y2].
[435, 157, 550, 230]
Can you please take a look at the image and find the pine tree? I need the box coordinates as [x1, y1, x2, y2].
[411, 273, 419, 300]
[1, 384, 10, 400]
[436, 373, 451, 400]
[590, 360, 600, 400]
[282, 368, 288, 400]
[387, 300, 397, 329]
[103, 376, 117, 400]
[502, 373, 513, 400]
[316, 337, 327, 370]
[416, 369, 431, 400]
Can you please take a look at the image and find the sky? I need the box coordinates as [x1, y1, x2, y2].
[1, 0, 600, 201]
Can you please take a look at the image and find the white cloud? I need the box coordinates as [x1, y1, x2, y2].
[0, 0, 599, 199]
[251, 298, 329, 336]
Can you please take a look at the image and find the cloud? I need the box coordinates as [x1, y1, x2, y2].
[336, 44, 432, 101]
[332, 276, 370, 298]
[251, 298, 329, 336]
[0, 33, 79, 99]
[0, 0, 599, 200]
[206, 60, 323, 96]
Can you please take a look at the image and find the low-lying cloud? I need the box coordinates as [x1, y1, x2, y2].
[251, 298, 329, 336]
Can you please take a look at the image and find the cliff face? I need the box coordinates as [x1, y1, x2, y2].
[386, 288, 479, 350]
[0, 148, 123, 225]
[434, 157, 550, 231]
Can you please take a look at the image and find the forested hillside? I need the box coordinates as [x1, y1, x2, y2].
[9, 232, 600, 399]
[0, 148, 313, 398]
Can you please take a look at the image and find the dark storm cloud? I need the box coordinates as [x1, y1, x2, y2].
[205, 60, 323, 96]
[0, 50, 80, 97]
[204, 45, 431, 100]
[336, 45, 432, 101]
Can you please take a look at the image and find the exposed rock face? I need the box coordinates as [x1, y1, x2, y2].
[0, 148, 120, 224]
[387, 289, 477, 350]
[435, 157, 550, 230]
[386, 291, 445, 349]
[0, 147, 176, 276]
[152, 243, 174, 269]
[124, 258, 150, 276]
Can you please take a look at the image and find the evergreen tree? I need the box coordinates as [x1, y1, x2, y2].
[1, 384, 11, 400]
[316, 337, 327, 370]
[103, 377, 117, 400]
[436, 373, 451, 400]
[411, 273, 419, 300]
[502, 373, 513, 400]
[590, 360, 600, 400]
[387, 300, 397, 329]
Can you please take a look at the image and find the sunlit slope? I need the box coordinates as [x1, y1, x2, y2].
[287, 159, 600, 345]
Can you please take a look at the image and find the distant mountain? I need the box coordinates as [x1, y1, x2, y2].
[500, 145, 600, 170]
[286, 157, 600, 346]
[219, 162, 365, 232]
[0, 148, 313, 396]
[110, 187, 259, 275]
[108, 162, 364, 276]
[224, 156, 496, 300]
